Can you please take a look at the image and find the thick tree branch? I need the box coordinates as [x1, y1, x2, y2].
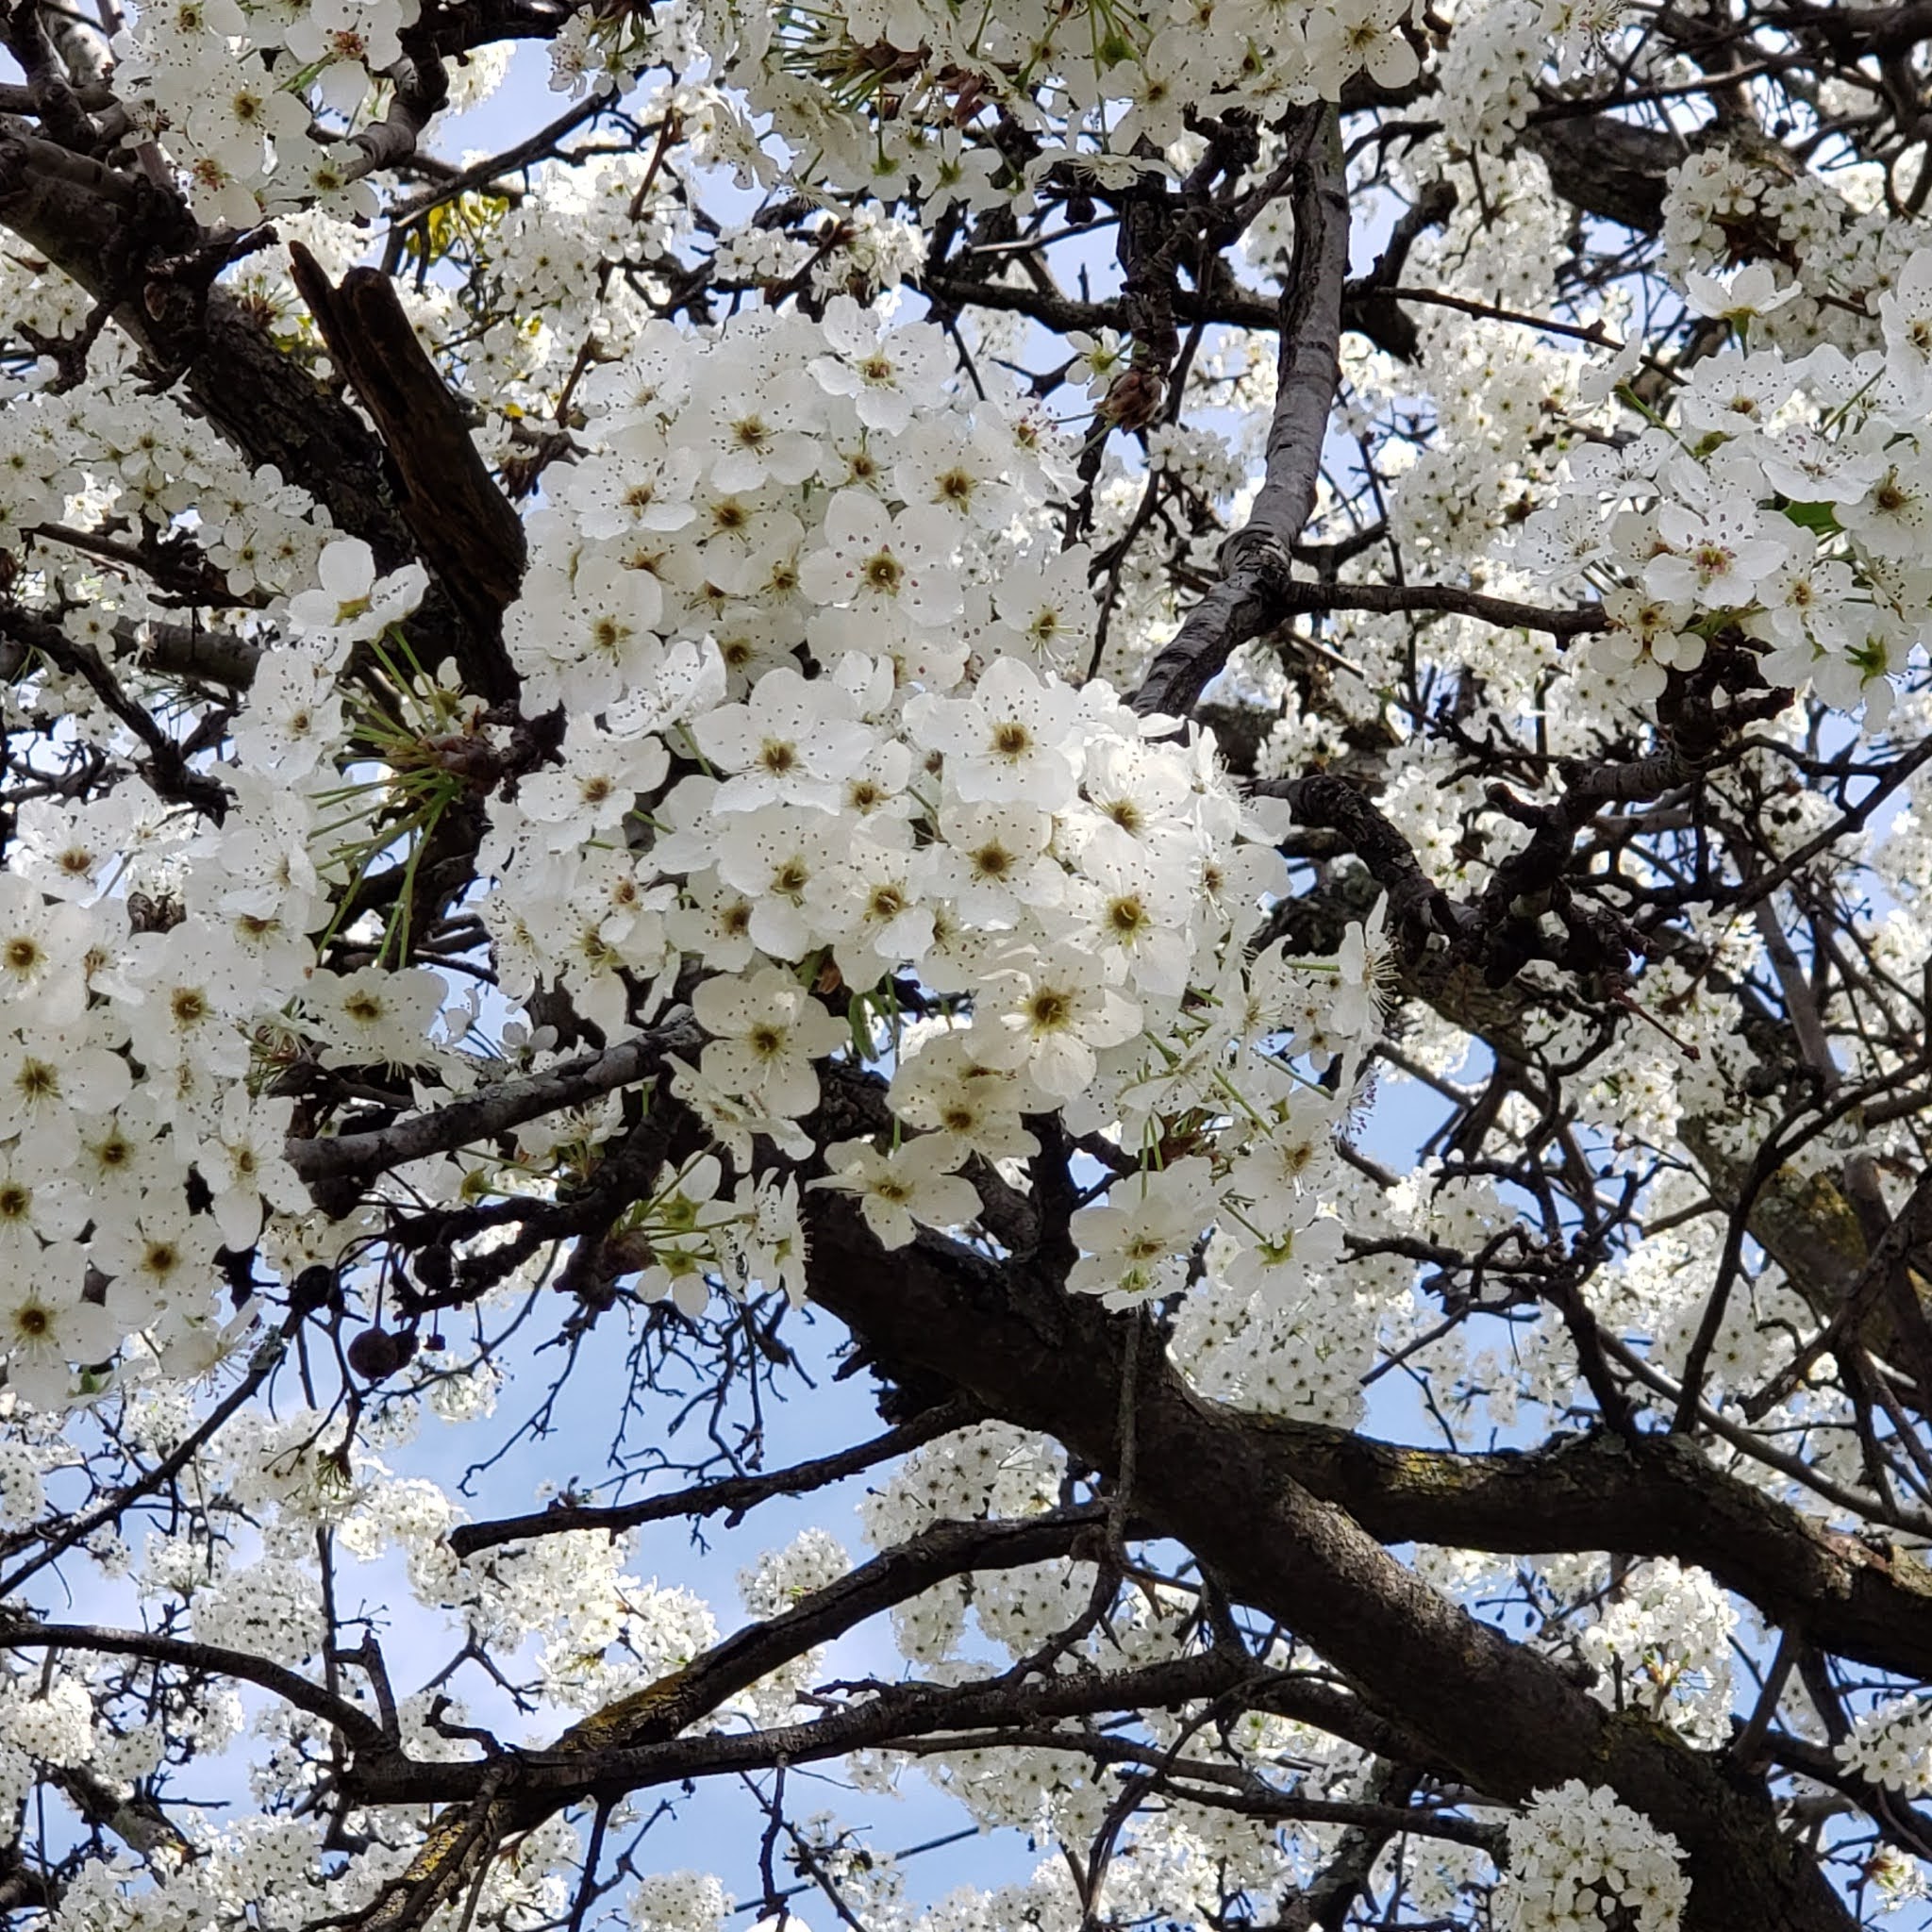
[352, 1647, 1277, 1814]
[1273, 578, 1607, 639]
[548, 1508, 1108, 1760]
[343, 1509, 1121, 1924]
[0, 134, 525, 708]
[0, 605, 230, 815]
[1236, 1420, 1932, 1680]
[1525, 114, 1683, 233]
[0, 132, 425, 581]
[287, 243, 525, 704]
[1260, 772, 1461, 958]
[337, 50, 450, 184]
[0, 1620, 389, 1751]
[801, 1198, 1852, 1932]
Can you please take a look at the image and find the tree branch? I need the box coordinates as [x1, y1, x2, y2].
[1132, 104, 1349, 719]
[801, 1196, 1854, 1932]
[448, 1396, 984, 1558]
[285, 1021, 699, 1188]
[0, 1620, 389, 1751]
[287, 243, 525, 704]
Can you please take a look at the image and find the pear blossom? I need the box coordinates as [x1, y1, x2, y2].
[692, 969, 846, 1121]
[906, 660, 1086, 811]
[518, 718, 671, 848]
[1495, 1784, 1688, 1932]
[797, 491, 963, 628]
[286, 538, 428, 656]
[974, 945, 1142, 1100]
[888, 1033, 1042, 1163]
[305, 967, 449, 1070]
[812, 1136, 981, 1249]
[1643, 497, 1790, 608]
[691, 666, 875, 815]
[1069, 1158, 1215, 1307]
[1683, 261, 1798, 328]
[0, 1268, 118, 1407]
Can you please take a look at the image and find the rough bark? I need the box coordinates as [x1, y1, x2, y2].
[1526, 115, 1684, 234]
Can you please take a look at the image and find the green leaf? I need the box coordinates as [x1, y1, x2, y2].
[1780, 499, 1840, 533]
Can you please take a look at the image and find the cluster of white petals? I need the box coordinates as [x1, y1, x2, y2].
[1494, 1783, 1690, 1932]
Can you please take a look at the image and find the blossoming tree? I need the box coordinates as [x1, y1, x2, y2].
[8, 0, 1932, 1923]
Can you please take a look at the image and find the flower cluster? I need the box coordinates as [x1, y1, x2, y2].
[1493, 1782, 1690, 1932]
[692, 0, 1431, 213]
[113, 0, 434, 226]
[1508, 259, 1932, 731]
[0, 542, 443, 1407]
[1577, 1560, 1738, 1748]
[1838, 1695, 1932, 1796]
[630, 1871, 733, 1932]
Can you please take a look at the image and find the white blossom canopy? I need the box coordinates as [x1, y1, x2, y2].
[4, 0, 1932, 1925]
